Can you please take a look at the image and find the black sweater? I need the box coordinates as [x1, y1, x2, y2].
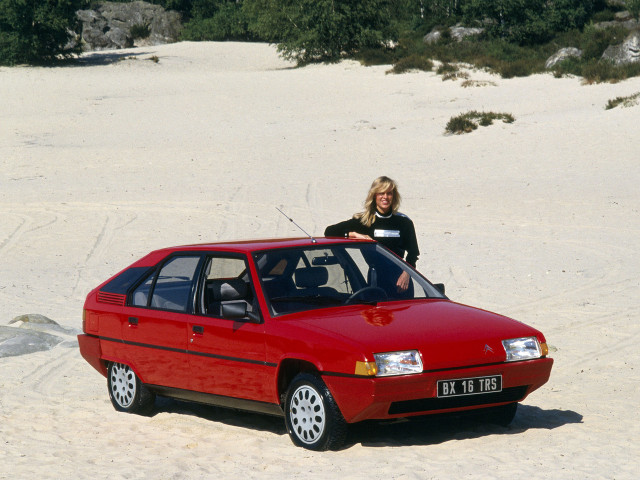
[324, 212, 420, 266]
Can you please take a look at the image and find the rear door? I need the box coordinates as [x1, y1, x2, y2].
[187, 254, 273, 403]
[123, 254, 203, 390]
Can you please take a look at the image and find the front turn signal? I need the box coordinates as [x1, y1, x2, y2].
[355, 361, 378, 376]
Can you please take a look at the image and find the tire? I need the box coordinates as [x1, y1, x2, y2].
[107, 362, 155, 414]
[485, 402, 518, 426]
[284, 373, 348, 451]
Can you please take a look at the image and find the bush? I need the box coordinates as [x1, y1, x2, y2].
[462, 0, 596, 45]
[182, 3, 251, 41]
[606, 92, 640, 109]
[130, 24, 151, 40]
[244, 0, 394, 64]
[388, 54, 433, 74]
[0, 0, 84, 65]
[446, 111, 515, 135]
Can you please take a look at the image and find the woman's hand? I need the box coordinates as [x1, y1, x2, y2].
[396, 271, 410, 292]
[348, 232, 372, 240]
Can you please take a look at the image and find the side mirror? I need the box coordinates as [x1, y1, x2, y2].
[222, 302, 261, 323]
[433, 283, 445, 295]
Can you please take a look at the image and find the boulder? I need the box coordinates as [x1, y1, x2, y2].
[449, 25, 484, 42]
[77, 1, 182, 51]
[423, 30, 442, 45]
[602, 30, 640, 65]
[424, 24, 484, 45]
[593, 19, 639, 32]
[545, 47, 583, 69]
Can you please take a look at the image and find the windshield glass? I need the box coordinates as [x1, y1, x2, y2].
[253, 243, 444, 316]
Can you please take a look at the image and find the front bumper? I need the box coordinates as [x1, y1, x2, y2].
[323, 357, 553, 423]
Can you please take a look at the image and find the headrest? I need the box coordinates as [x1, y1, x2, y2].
[295, 267, 328, 289]
[207, 279, 247, 301]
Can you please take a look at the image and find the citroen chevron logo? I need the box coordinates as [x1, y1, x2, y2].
[484, 344, 494, 354]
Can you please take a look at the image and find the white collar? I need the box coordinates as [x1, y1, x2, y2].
[375, 211, 392, 219]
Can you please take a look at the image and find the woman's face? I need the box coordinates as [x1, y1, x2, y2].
[375, 189, 393, 214]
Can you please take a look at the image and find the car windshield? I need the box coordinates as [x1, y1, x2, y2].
[253, 243, 444, 315]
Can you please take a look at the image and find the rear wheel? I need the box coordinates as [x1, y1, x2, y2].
[284, 373, 347, 451]
[107, 362, 155, 414]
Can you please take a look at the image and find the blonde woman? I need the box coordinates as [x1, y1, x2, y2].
[324, 176, 419, 292]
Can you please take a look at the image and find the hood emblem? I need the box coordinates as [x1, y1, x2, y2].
[484, 344, 494, 354]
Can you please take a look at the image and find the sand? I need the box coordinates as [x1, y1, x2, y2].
[1, 41, 638, 479]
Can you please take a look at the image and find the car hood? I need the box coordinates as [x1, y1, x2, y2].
[281, 300, 544, 370]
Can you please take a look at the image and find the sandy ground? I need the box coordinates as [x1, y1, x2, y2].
[1, 41, 639, 479]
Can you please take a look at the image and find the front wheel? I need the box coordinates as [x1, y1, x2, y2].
[284, 373, 347, 451]
[107, 362, 155, 414]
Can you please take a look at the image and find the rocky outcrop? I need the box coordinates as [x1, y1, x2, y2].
[602, 30, 640, 65]
[424, 24, 484, 45]
[545, 47, 583, 69]
[77, 1, 182, 51]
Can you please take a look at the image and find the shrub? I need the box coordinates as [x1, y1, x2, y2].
[446, 111, 515, 134]
[388, 54, 433, 73]
[182, 3, 251, 41]
[605, 92, 640, 109]
[130, 24, 151, 40]
[0, 0, 84, 65]
[244, 0, 394, 64]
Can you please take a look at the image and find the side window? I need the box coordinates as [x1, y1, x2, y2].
[132, 256, 201, 312]
[201, 256, 257, 318]
[131, 271, 154, 307]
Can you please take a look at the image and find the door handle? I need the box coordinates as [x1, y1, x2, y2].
[128, 317, 139, 326]
[192, 325, 204, 335]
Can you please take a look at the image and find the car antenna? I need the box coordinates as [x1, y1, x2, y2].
[276, 207, 317, 243]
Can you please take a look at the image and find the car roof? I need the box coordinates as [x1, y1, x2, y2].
[130, 237, 373, 267]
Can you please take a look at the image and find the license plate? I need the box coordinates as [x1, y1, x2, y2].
[437, 375, 502, 398]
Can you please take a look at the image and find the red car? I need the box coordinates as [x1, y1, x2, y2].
[78, 237, 553, 450]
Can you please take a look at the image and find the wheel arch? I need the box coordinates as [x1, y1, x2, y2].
[276, 358, 320, 404]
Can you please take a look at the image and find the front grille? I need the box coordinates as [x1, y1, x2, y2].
[97, 291, 126, 306]
[388, 386, 529, 415]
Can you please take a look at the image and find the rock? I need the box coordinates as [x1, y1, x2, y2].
[0, 326, 64, 358]
[449, 25, 484, 42]
[9, 313, 57, 325]
[10, 314, 79, 337]
[615, 11, 634, 22]
[545, 47, 583, 69]
[602, 31, 640, 65]
[592, 19, 639, 32]
[424, 30, 442, 45]
[424, 24, 483, 45]
[77, 1, 182, 51]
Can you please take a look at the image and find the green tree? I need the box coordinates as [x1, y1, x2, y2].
[0, 0, 86, 65]
[628, 0, 640, 20]
[243, 0, 394, 64]
[462, 0, 595, 45]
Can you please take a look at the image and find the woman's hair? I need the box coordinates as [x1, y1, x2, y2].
[354, 176, 401, 227]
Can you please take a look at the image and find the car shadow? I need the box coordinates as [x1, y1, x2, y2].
[152, 397, 287, 436]
[347, 405, 583, 448]
[150, 399, 581, 449]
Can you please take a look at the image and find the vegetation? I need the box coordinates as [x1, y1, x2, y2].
[0, 0, 86, 65]
[445, 111, 515, 134]
[2, 0, 639, 82]
[605, 92, 640, 109]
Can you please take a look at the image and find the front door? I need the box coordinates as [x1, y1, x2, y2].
[187, 254, 273, 403]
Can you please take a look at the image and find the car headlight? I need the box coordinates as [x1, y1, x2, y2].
[374, 350, 423, 376]
[502, 337, 543, 362]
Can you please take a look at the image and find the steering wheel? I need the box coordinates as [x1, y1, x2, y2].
[346, 286, 388, 304]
